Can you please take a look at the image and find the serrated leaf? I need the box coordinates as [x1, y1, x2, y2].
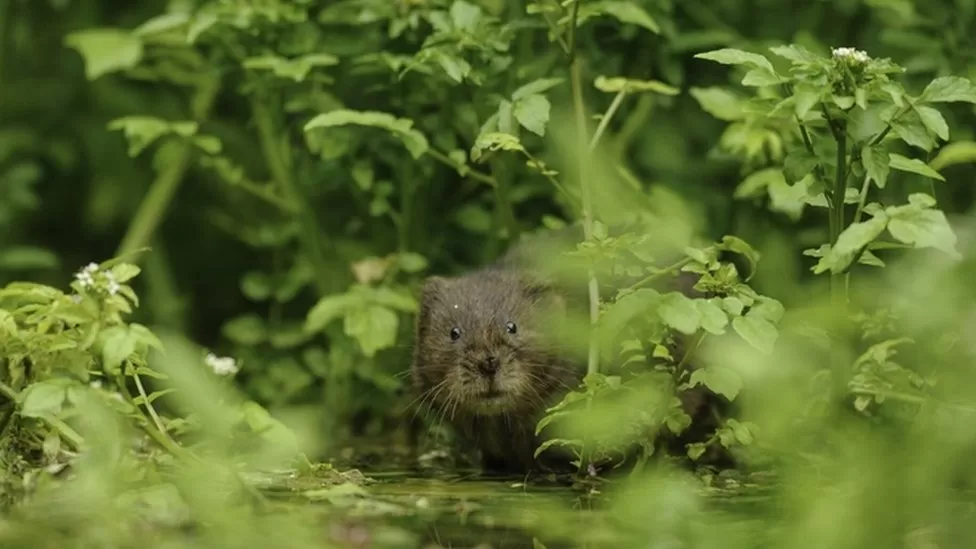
[64, 29, 144, 80]
[514, 94, 551, 137]
[888, 153, 945, 181]
[658, 292, 702, 335]
[732, 315, 778, 354]
[102, 327, 136, 372]
[304, 110, 429, 159]
[689, 87, 746, 121]
[689, 367, 742, 400]
[919, 76, 976, 104]
[862, 144, 890, 188]
[695, 48, 775, 73]
[594, 76, 678, 95]
[814, 214, 888, 274]
[930, 141, 976, 170]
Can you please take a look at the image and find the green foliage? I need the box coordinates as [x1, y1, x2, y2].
[5, 0, 976, 546]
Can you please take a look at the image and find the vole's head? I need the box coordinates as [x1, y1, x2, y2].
[411, 268, 569, 417]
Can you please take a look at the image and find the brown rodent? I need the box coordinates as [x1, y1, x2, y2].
[409, 264, 582, 474]
[409, 228, 723, 474]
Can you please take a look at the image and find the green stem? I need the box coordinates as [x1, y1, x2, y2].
[133, 371, 169, 437]
[251, 96, 330, 298]
[568, 5, 599, 378]
[630, 257, 694, 290]
[426, 148, 497, 187]
[589, 89, 627, 152]
[116, 77, 220, 258]
[830, 122, 848, 309]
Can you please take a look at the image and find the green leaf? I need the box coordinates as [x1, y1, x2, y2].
[769, 44, 820, 64]
[512, 78, 564, 100]
[658, 292, 702, 335]
[303, 110, 429, 159]
[930, 141, 976, 170]
[450, 0, 482, 31]
[222, 314, 267, 345]
[64, 29, 144, 80]
[344, 305, 399, 357]
[814, 214, 888, 274]
[687, 442, 708, 461]
[741, 68, 783, 87]
[689, 367, 742, 400]
[888, 153, 945, 181]
[732, 314, 778, 354]
[919, 76, 976, 104]
[594, 76, 679, 95]
[689, 87, 746, 121]
[577, 1, 660, 33]
[102, 326, 136, 373]
[305, 293, 361, 333]
[0, 246, 59, 270]
[915, 106, 949, 141]
[108, 116, 196, 157]
[886, 197, 961, 259]
[862, 144, 890, 188]
[694, 48, 775, 73]
[893, 117, 936, 151]
[19, 380, 71, 418]
[109, 264, 141, 283]
[514, 94, 551, 137]
[697, 299, 729, 335]
[717, 236, 761, 280]
[471, 132, 525, 161]
[243, 53, 339, 82]
[792, 83, 821, 118]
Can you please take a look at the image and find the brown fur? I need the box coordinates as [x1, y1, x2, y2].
[409, 266, 583, 473]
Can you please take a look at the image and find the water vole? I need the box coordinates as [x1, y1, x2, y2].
[409, 264, 582, 473]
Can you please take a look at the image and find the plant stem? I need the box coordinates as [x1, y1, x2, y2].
[116, 77, 220, 258]
[589, 90, 627, 152]
[630, 257, 694, 290]
[567, 0, 600, 377]
[251, 95, 330, 298]
[133, 371, 169, 437]
[830, 121, 848, 309]
[426, 148, 497, 187]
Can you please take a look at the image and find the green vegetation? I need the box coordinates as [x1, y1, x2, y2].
[3, 0, 976, 547]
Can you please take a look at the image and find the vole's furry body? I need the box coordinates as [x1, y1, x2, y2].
[409, 266, 581, 473]
[409, 227, 722, 473]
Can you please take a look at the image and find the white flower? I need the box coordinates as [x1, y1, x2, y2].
[205, 353, 239, 376]
[89, 380, 102, 389]
[832, 46, 870, 64]
[105, 272, 120, 295]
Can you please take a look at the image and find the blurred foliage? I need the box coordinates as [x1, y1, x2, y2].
[3, 0, 976, 547]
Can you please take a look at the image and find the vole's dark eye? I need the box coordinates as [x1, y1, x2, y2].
[449, 327, 461, 341]
[505, 321, 517, 334]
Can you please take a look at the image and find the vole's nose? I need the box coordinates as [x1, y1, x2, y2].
[478, 356, 499, 377]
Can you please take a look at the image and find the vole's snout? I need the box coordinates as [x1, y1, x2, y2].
[477, 355, 500, 377]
